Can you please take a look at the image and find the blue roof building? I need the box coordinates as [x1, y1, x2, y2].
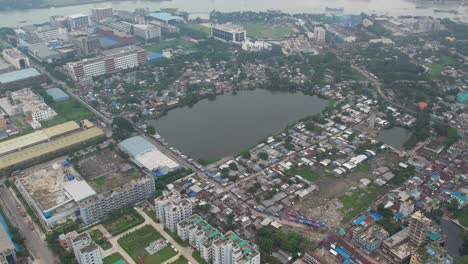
[148, 53, 163, 64]
[148, 12, 184, 24]
[46, 88, 70, 102]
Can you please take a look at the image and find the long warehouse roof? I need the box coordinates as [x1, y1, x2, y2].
[0, 121, 81, 157]
[0, 127, 104, 170]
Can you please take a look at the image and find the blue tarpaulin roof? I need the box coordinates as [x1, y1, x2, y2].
[371, 212, 383, 221]
[354, 215, 366, 225]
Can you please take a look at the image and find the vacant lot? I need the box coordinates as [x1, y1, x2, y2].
[102, 208, 144, 236]
[242, 23, 292, 39]
[430, 55, 457, 78]
[118, 225, 177, 264]
[339, 187, 379, 224]
[169, 255, 189, 264]
[42, 99, 93, 127]
[144, 38, 196, 53]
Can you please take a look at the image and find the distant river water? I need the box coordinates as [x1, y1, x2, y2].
[0, 0, 467, 27]
[149, 89, 328, 161]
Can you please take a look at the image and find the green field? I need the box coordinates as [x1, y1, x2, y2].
[144, 38, 197, 53]
[103, 252, 126, 264]
[185, 24, 211, 35]
[118, 225, 177, 264]
[287, 167, 320, 181]
[339, 187, 379, 224]
[102, 208, 144, 236]
[242, 23, 292, 39]
[351, 69, 368, 81]
[430, 55, 457, 78]
[169, 255, 189, 264]
[41, 99, 93, 128]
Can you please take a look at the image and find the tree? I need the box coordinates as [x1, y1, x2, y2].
[258, 152, 269, 160]
[147, 125, 156, 135]
[241, 151, 251, 159]
[228, 162, 238, 171]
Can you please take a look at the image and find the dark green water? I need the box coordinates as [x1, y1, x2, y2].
[149, 89, 327, 160]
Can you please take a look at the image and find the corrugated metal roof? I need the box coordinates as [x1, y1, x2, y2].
[149, 12, 183, 22]
[118, 136, 154, 157]
[0, 68, 41, 84]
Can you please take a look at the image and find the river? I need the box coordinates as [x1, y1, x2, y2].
[378, 126, 412, 149]
[0, 0, 467, 27]
[148, 89, 327, 161]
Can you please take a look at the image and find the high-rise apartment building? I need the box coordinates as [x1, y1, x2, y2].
[92, 7, 113, 22]
[155, 190, 192, 232]
[68, 14, 91, 31]
[314, 27, 326, 43]
[408, 211, 431, 246]
[70, 233, 103, 264]
[133, 24, 162, 40]
[177, 214, 260, 264]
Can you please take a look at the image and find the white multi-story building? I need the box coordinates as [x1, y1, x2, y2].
[155, 190, 192, 231]
[66, 45, 147, 81]
[398, 201, 414, 218]
[313, 27, 326, 43]
[211, 24, 246, 43]
[68, 14, 91, 31]
[92, 7, 113, 22]
[133, 24, 161, 40]
[177, 215, 260, 264]
[78, 175, 155, 225]
[10, 88, 57, 124]
[2, 48, 30, 69]
[70, 233, 103, 264]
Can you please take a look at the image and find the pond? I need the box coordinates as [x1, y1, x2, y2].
[149, 89, 328, 161]
[378, 126, 412, 149]
[440, 218, 464, 257]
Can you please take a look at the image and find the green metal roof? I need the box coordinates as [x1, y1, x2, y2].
[220, 235, 225, 240]
[210, 230, 220, 238]
[194, 217, 203, 225]
[238, 240, 247, 247]
[202, 224, 211, 231]
[427, 231, 441, 241]
[229, 234, 238, 242]
[243, 248, 251, 255]
[184, 217, 190, 222]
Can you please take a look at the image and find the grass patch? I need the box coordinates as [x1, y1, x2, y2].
[144, 38, 196, 53]
[339, 187, 379, 224]
[430, 55, 457, 78]
[118, 225, 177, 264]
[102, 208, 144, 236]
[454, 207, 468, 228]
[164, 227, 190, 247]
[89, 229, 112, 250]
[103, 252, 126, 264]
[169, 255, 189, 264]
[143, 207, 159, 223]
[351, 68, 368, 81]
[41, 99, 93, 128]
[241, 23, 292, 39]
[286, 166, 320, 181]
[192, 251, 209, 264]
[185, 24, 210, 35]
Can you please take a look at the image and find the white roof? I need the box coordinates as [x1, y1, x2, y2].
[135, 148, 179, 171]
[64, 181, 96, 202]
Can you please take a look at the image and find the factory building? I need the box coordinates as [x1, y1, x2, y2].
[0, 68, 46, 90]
[1, 48, 30, 69]
[118, 136, 180, 175]
[148, 12, 184, 25]
[211, 24, 246, 43]
[133, 24, 161, 40]
[154, 190, 192, 232]
[69, 32, 101, 55]
[70, 233, 103, 264]
[66, 45, 147, 81]
[177, 215, 261, 264]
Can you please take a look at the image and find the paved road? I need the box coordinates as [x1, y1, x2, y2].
[0, 186, 59, 264]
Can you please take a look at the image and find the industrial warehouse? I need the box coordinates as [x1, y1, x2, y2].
[0, 120, 103, 171]
[15, 148, 155, 228]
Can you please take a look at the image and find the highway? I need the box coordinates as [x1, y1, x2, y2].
[0, 186, 59, 264]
